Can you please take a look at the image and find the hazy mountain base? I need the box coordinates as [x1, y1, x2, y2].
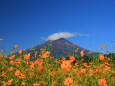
[10, 49, 99, 62]
[7, 38, 100, 62]
[31, 38, 100, 59]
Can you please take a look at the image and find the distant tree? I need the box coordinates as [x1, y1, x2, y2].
[106, 53, 115, 61]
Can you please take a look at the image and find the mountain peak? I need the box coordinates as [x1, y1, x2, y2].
[53, 38, 72, 44]
[56, 38, 66, 40]
[53, 38, 68, 41]
[48, 38, 66, 42]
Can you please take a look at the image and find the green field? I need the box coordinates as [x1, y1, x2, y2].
[0, 45, 115, 86]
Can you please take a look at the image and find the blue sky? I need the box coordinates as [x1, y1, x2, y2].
[0, 0, 115, 54]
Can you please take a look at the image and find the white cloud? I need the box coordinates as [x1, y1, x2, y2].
[42, 32, 89, 41]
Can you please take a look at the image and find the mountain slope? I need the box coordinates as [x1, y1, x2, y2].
[30, 38, 99, 59]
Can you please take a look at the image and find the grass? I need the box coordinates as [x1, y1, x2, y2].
[0, 44, 115, 86]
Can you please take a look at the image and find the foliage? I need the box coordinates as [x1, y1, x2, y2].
[0, 49, 115, 86]
[0, 40, 115, 86]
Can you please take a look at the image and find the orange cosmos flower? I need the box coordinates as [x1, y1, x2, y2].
[37, 66, 45, 74]
[7, 67, 13, 71]
[51, 80, 56, 86]
[4, 56, 8, 58]
[34, 58, 44, 65]
[32, 56, 35, 59]
[89, 69, 93, 76]
[18, 50, 23, 54]
[64, 78, 73, 86]
[1, 67, 4, 69]
[72, 43, 77, 45]
[80, 59, 84, 62]
[40, 48, 45, 51]
[41, 51, 50, 58]
[21, 81, 27, 85]
[104, 65, 110, 71]
[14, 45, 19, 48]
[0, 71, 7, 76]
[80, 51, 84, 57]
[15, 58, 22, 61]
[14, 70, 20, 76]
[88, 51, 92, 54]
[41, 50, 45, 54]
[82, 49, 86, 51]
[94, 69, 102, 74]
[61, 57, 66, 61]
[9, 60, 15, 64]
[3, 79, 13, 86]
[81, 69, 86, 73]
[0, 53, 3, 57]
[29, 63, 35, 68]
[54, 60, 62, 64]
[0, 39, 3, 40]
[107, 58, 110, 61]
[83, 63, 90, 68]
[74, 62, 78, 66]
[61, 60, 72, 71]
[33, 82, 41, 86]
[23, 53, 30, 60]
[99, 54, 105, 60]
[111, 75, 115, 80]
[61, 60, 71, 68]
[19, 73, 26, 79]
[74, 48, 79, 52]
[98, 78, 108, 86]
[50, 71, 58, 76]
[9, 55, 16, 59]
[29, 73, 35, 79]
[40, 81, 47, 84]
[105, 50, 109, 53]
[13, 50, 17, 52]
[69, 56, 75, 62]
[100, 44, 106, 47]
[89, 62, 94, 65]
[23, 49, 28, 52]
[30, 48, 34, 50]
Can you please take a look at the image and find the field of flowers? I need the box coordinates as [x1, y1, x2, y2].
[0, 43, 115, 86]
